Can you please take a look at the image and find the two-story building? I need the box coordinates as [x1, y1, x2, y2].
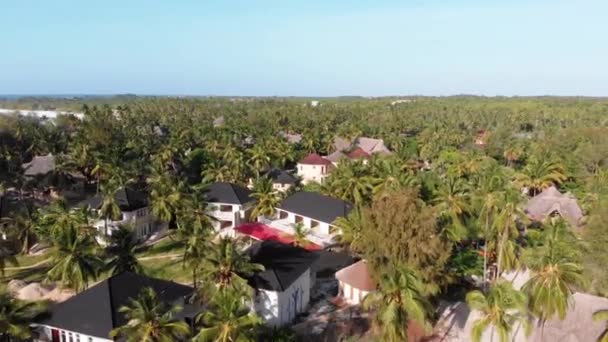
[248, 168, 299, 193]
[243, 240, 319, 327]
[78, 187, 160, 242]
[204, 182, 255, 236]
[33, 272, 197, 342]
[296, 153, 332, 185]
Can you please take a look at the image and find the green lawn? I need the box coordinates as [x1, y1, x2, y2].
[140, 256, 192, 285]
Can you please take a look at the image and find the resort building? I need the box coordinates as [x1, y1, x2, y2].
[204, 182, 255, 235]
[297, 153, 332, 185]
[525, 186, 584, 228]
[33, 272, 196, 342]
[244, 241, 319, 327]
[248, 168, 299, 193]
[335, 260, 376, 305]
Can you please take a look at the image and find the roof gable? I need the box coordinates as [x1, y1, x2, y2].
[265, 168, 298, 185]
[525, 186, 584, 227]
[298, 153, 332, 166]
[279, 191, 353, 224]
[39, 272, 194, 339]
[204, 182, 253, 204]
[78, 187, 148, 212]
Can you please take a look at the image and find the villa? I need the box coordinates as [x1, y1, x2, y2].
[204, 182, 255, 235]
[33, 272, 196, 342]
[297, 153, 333, 185]
[78, 187, 162, 242]
[244, 240, 319, 327]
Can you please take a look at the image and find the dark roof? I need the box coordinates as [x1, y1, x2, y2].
[78, 187, 148, 212]
[203, 182, 252, 204]
[279, 191, 353, 224]
[244, 241, 319, 292]
[265, 168, 298, 185]
[299, 153, 332, 166]
[38, 272, 194, 339]
[22, 154, 55, 176]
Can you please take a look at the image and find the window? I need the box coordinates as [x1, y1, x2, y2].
[88, 338, 93, 342]
[69, 332, 74, 342]
[60, 331, 66, 342]
[220, 204, 232, 212]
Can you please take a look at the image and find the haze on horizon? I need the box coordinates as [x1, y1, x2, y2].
[1, 0, 607, 97]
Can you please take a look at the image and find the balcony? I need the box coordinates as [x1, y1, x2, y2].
[258, 217, 336, 248]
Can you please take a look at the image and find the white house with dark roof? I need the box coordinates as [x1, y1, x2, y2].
[33, 272, 197, 342]
[243, 241, 319, 327]
[204, 182, 255, 236]
[258, 191, 353, 247]
[248, 168, 299, 193]
[78, 187, 160, 242]
[296, 153, 332, 185]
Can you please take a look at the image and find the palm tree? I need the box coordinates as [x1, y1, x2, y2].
[331, 206, 366, 253]
[522, 219, 584, 328]
[38, 198, 85, 239]
[432, 176, 471, 242]
[47, 227, 103, 292]
[515, 156, 567, 196]
[593, 309, 608, 342]
[0, 203, 38, 254]
[99, 180, 123, 236]
[250, 177, 281, 219]
[176, 217, 211, 289]
[326, 161, 374, 205]
[105, 227, 145, 276]
[247, 145, 271, 177]
[110, 287, 190, 342]
[201, 237, 264, 292]
[490, 190, 525, 279]
[0, 291, 47, 341]
[291, 222, 310, 248]
[193, 289, 262, 342]
[466, 281, 530, 342]
[371, 158, 418, 198]
[147, 166, 184, 225]
[362, 266, 430, 342]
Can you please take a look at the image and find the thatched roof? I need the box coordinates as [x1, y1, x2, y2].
[22, 153, 55, 177]
[525, 186, 584, 227]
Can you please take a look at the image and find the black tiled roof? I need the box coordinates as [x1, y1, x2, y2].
[203, 182, 252, 205]
[38, 272, 194, 339]
[265, 168, 298, 185]
[78, 187, 148, 212]
[279, 191, 353, 224]
[244, 241, 319, 292]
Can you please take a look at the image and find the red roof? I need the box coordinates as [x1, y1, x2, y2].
[235, 222, 322, 251]
[299, 153, 332, 165]
[347, 147, 371, 160]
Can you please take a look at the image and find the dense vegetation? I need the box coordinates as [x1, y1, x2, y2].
[1, 96, 607, 341]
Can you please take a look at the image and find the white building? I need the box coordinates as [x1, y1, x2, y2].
[204, 182, 255, 236]
[260, 191, 353, 247]
[335, 260, 376, 305]
[33, 272, 196, 342]
[296, 153, 332, 185]
[78, 187, 161, 242]
[244, 241, 319, 327]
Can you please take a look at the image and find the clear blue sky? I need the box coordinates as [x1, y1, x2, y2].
[1, 0, 607, 96]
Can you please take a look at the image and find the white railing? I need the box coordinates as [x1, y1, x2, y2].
[258, 216, 335, 247]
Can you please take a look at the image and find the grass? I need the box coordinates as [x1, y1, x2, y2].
[140, 256, 192, 285]
[136, 237, 185, 258]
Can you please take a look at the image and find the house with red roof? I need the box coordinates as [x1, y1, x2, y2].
[297, 153, 332, 185]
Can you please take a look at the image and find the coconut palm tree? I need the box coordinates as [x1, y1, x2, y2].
[326, 161, 374, 205]
[291, 222, 310, 248]
[193, 289, 262, 342]
[38, 198, 85, 239]
[247, 145, 271, 178]
[147, 166, 184, 225]
[0, 205, 37, 254]
[0, 291, 47, 341]
[362, 266, 431, 342]
[371, 158, 418, 198]
[98, 179, 123, 236]
[105, 227, 145, 276]
[176, 213, 211, 289]
[490, 190, 525, 279]
[47, 227, 103, 292]
[432, 176, 471, 242]
[331, 207, 366, 253]
[201, 237, 264, 292]
[250, 177, 281, 220]
[592, 309, 608, 342]
[522, 219, 584, 328]
[466, 281, 531, 342]
[109, 287, 191, 342]
[515, 156, 567, 196]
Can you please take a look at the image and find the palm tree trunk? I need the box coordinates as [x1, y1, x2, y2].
[496, 230, 508, 281]
[483, 215, 489, 289]
[193, 267, 197, 289]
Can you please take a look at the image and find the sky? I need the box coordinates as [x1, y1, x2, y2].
[1, 0, 607, 96]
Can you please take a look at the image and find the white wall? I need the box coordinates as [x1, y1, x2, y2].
[253, 268, 312, 327]
[34, 324, 111, 342]
[208, 201, 254, 233]
[339, 281, 370, 305]
[93, 206, 158, 242]
[297, 163, 329, 185]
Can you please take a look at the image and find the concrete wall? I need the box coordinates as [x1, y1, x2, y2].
[93, 206, 159, 243]
[338, 281, 370, 305]
[208, 201, 254, 234]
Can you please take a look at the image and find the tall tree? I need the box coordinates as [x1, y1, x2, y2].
[466, 281, 530, 342]
[47, 227, 103, 292]
[362, 266, 431, 342]
[193, 289, 262, 342]
[515, 156, 567, 196]
[0, 291, 46, 341]
[332, 206, 366, 253]
[105, 227, 145, 276]
[249, 177, 281, 219]
[109, 287, 191, 342]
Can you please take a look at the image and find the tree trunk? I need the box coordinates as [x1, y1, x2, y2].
[193, 267, 197, 289]
[483, 215, 489, 289]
